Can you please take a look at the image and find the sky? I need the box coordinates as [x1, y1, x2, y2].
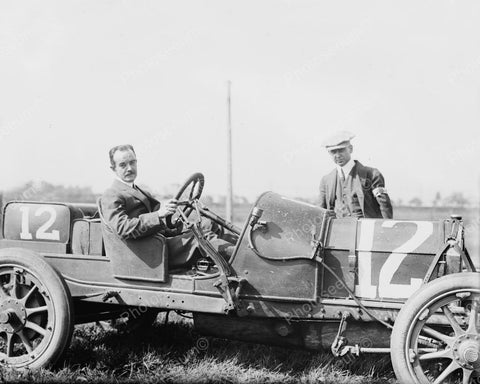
[1, 1, 480, 204]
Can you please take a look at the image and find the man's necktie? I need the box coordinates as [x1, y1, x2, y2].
[340, 168, 346, 182]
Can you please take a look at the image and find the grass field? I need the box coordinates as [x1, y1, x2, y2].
[0, 313, 397, 383]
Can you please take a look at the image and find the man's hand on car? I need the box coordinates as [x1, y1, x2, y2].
[158, 198, 178, 218]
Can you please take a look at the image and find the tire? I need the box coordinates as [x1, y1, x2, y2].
[0, 248, 74, 369]
[391, 272, 480, 384]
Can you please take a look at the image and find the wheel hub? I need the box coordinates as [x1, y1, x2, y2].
[0, 299, 27, 333]
[452, 334, 480, 370]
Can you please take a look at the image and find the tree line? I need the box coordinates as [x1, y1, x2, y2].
[0, 181, 475, 208]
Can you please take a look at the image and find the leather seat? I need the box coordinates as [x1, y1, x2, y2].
[97, 197, 168, 283]
[71, 219, 104, 256]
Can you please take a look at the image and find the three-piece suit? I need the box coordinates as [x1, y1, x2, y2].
[319, 160, 393, 219]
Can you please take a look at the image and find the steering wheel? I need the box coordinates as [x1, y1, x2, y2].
[166, 172, 205, 230]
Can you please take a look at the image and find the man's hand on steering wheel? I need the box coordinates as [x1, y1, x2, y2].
[164, 172, 241, 238]
[165, 173, 205, 231]
[157, 198, 178, 218]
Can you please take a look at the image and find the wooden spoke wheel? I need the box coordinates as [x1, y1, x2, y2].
[0, 250, 74, 369]
[391, 272, 480, 384]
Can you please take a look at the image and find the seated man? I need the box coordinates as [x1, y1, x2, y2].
[100, 144, 234, 268]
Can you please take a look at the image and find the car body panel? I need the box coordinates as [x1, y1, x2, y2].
[231, 192, 459, 306]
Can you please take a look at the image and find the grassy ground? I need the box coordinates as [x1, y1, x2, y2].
[0, 313, 397, 383]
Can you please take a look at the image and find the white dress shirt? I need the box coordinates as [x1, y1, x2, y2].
[336, 158, 355, 180]
[116, 176, 134, 189]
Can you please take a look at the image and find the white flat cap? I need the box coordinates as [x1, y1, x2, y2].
[322, 131, 355, 150]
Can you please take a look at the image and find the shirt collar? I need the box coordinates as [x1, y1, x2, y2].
[337, 158, 355, 178]
[115, 176, 134, 189]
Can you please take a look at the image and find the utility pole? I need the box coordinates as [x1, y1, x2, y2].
[0, 192, 3, 239]
[226, 81, 233, 222]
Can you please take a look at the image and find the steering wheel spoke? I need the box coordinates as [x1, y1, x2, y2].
[164, 173, 241, 240]
[166, 173, 205, 231]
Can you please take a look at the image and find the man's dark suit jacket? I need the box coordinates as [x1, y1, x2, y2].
[101, 179, 164, 239]
[100, 179, 197, 267]
[319, 160, 393, 219]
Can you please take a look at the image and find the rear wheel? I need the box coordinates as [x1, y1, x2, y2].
[0, 249, 74, 369]
[391, 272, 480, 384]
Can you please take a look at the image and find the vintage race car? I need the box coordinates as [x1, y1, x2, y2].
[0, 173, 478, 384]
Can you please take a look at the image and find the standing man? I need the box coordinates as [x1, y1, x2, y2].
[100, 144, 234, 268]
[319, 131, 393, 219]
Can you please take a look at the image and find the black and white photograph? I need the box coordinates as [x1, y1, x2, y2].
[0, 1, 479, 383]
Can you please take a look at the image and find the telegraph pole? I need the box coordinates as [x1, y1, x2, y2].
[226, 81, 233, 222]
[0, 192, 3, 239]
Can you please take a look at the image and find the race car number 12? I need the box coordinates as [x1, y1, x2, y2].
[19, 205, 60, 241]
[355, 220, 434, 299]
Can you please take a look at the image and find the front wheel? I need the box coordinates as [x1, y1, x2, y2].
[391, 272, 480, 384]
[0, 249, 74, 369]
